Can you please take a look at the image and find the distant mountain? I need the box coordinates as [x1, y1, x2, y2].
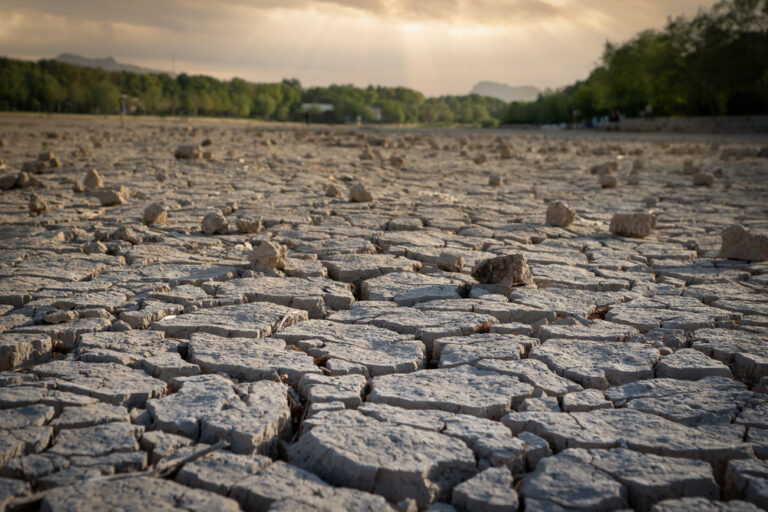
[470, 81, 540, 103]
[54, 53, 168, 75]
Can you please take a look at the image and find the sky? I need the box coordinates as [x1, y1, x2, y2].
[0, 0, 718, 96]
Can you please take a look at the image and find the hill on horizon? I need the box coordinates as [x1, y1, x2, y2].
[54, 53, 168, 75]
[470, 81, 541, 102]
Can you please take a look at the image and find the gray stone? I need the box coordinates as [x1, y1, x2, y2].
[143, 202, 167, 225]
[146, 374, 291, 454]
[0, 476, 32, 509]
[274, 320, 425, 376]
[231, 459, 393, 511]
[298, 373, 367, 408]
[538, 320, 638, 342]
[563, 389, 612, 412]
[288, 415, 476, 508]
[452, 466, 518, 512]
[472, 254, 534, 287]
[51, 403, 130, 430]
[151, 302, 308, 339]
[435, 333, 536, 365]
[349, 183, 373, 202]
[49, 422, 143, 457]
[531, 339, 660, 389]
[546, 200, 576, 227]
[248, 240, 288, 271]
[361, 271, 463, 302]
[502, 408, 749, 477]
[605, 377, 754, 426]
[31, 361, 167, 407]
[370, 309, 499, 353]
[176, 450, 272, 495]
[188, 332, 321, 384]
[567, 448, 719, 511]
[692, 329, 768, 382]
[40, 475, 240, 511]
[201, 211, 227, 235]
[520, 452, 628, 511]
[656, 349, 733, 380]
[652, 498, 760, 512]
[368, 365, 534, 419]
[476, 358, 582, 397]
[323, 253, 421, 283]
[726, 458, 768, 509]
[206, 276, 353, 318]
[0, 332, 52, 370]
[609, 212, 656, 238]
[719, 224, 768, 262]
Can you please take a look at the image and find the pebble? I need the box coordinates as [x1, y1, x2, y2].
[545, 200, 576, 227]
[143, 203, 167, 225]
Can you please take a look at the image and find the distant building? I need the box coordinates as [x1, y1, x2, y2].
[300, 103, 334, 113]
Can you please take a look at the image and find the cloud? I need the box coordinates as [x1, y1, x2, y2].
[0, 0, 718, 95]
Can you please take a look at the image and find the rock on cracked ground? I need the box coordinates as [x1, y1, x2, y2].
[1, 114, 768, 511]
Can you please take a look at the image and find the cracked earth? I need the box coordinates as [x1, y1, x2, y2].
[1, 114, 767, 511]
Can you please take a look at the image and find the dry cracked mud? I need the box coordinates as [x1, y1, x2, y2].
[0, 113, 767, 511]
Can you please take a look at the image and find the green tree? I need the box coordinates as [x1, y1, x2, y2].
[253, 93, 277, 119]
[89, 80, 119, 114]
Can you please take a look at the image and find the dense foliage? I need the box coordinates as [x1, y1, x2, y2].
[505, 0, 768, 124]
[0, 57, 505, 125]
[0, 0, 764, 125]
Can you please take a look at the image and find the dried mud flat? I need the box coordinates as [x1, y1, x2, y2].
[1, 113, 768, 512]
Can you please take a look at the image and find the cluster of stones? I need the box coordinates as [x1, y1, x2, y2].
[0, 115, 767, 511]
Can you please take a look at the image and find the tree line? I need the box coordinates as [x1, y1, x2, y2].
[505, 0, 768, 124]
[0, 0, 764, 125]
[0, 57, 505, 126]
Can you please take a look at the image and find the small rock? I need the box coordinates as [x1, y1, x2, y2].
[17, 172, 44, 188]
[488, 173, 502, 186]
[546, 200, 576, 227]
[436, 253, 465, 273]
[719, 224, 768, 262]
[609, 211, 656, 238]
[600, 174, 618, 188]
[29, 193, 50, 214]
[500, 146, 515, 159]
[143, 203, 167, 225]
[22, 161, 46, 174]
[389, 155, 405, 168]
[349, 183, 373, 202]
[201, 212, 228, 235]
[693, 171, 715, 186]
[325, 183, 342, 197]
[248, 241, 288, 271]
[471, 254, 534, 287]
[236, 218, 263, 233]
[174, 144, 202, 159]
[84, 169, 103, 189]
[92, 186, 129, 206]
[590, 161, 617, 175]
[360, 146, 375, 160]
[0, 173, 17, 190]
[474, 154, 488, 165]
[452, 466, 518, 512]
[83, 241, 108, 254]
[43, 310, 79, 325]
